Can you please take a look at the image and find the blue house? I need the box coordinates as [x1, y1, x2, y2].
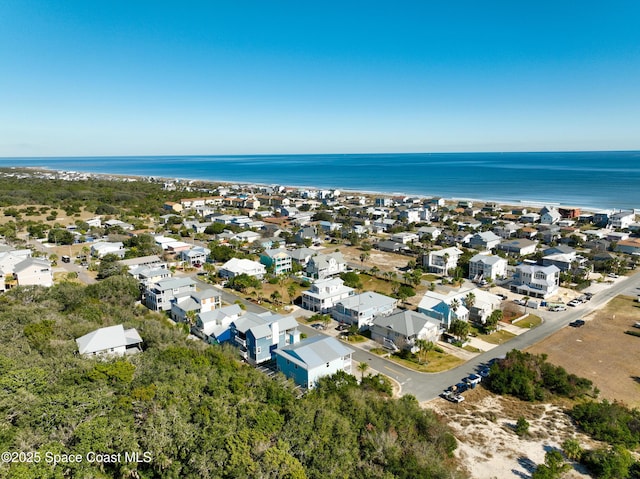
[275, 336, 354, 389]
[231, 312, 300, 365]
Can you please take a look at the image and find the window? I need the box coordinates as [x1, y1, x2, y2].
[326, 362, 330, 368]
[256, 347, 261, 354]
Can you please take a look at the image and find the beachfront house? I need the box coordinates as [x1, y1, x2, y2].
[510, 264, 560, 298]
[540, 206, 562, 225]
[370, 310, 441, 352]
[331, 292, 397, 330]
[76, 325, 143, 357]
[301, 277, 355, 313]
[275, 336, 354, 389]
[231, 311, 301, 365]
[608, 210, 635, 230]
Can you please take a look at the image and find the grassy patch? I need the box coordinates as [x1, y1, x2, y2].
[387, 351, 464, 373]
[513, 314, 542, 329]
[340, 334, 368, 344]
[464, 345, 482, 353]
[481, 329, 516, 345]
[370, 347, 388, 355]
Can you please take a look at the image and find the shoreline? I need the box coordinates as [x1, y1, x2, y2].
[2, 165, 615, 214]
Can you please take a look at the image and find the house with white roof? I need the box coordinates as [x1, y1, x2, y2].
[260, 248, 292, 275]
[425, 247, 463, 275]
[76, 324, 143, 357]
[510, 264, 560, 298]
[179, 246, 211, 267]
[331, 291, 398, 329]
[91, 241, 126, 259]
[540, 206, 562, 225]
[301, 277, 355, 313]
[418, 286, 501, 329]
[275, 336, 354, 389]
[13, 257, 53, 288]
[608, 210, 635, 230]
[468, 253, 508, 281]
[371, 310, 441, 353]
[195, 304, 243, 344]
[219, 258, 266, 280]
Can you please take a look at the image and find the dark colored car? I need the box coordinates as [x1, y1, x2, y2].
[569, 319, 585, 328]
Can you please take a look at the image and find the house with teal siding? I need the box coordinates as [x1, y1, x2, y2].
[275, 336, 354, 389]
[260, 248, 292, 275]
[231, 312, 300, 365]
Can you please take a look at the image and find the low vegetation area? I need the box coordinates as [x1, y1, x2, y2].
[0, 280, 465, 479]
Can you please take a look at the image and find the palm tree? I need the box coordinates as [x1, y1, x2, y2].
[415, 339, 434, 364]
[357, 362, 369, 381]
[185, 310, 197, 328]
[287, 284, 297, 304]
[270, 290, 282, 308]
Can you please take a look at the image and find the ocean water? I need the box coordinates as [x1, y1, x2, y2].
[0, 151, 638, 210]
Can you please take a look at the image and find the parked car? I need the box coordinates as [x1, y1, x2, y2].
[335, 323, 349, 331]
[496, 294, 508, 300]
[568, 299, 581, 307]
[569, 319, 585, 328]
[311, 323, 325, 330]
[549, 305, 566, 312]
[478, 367, 491, 378]
[465, 374, 482, 386]
[447, 394, 465, 403]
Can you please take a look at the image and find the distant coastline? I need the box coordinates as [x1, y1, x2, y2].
[1, 150, 639, 210]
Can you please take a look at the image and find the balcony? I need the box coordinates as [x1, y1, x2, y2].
[235, 336, 247, 347]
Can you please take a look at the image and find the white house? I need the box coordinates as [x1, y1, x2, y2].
[306, 252, 346, 280]
[468, 253, 508, 282]
[195, 304, 243, 344]
[170, 288, 222, 323]
[426, 247, 463, 275]
[76, 325, 143, 357]
[540, 206, 562, 225]
[510, 264, 560, 298]
[179, 246, 211, 267]
[301, 277, 355, 313]
[331, 292, 397, 329]
[418, 286, 501, 329]
[219, 258, 266, 280]
[390, 232, 420, 244]
[13, 257, 53, 288]
[608, 210, 635, 230]
[91, 241, 126, 258]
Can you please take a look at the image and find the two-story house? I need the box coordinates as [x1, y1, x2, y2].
[370, 310, 441, 353]
[468, 253, 508, 282]
[306, 252, 346, 280]
[231, 312, 301, 365]
[425, 247, 463, 275]
[511, 264, 560, 298]
[219, 258, 266, 280]
[301, 277, 355, 313]
[331, 292, 397, 329]
[418, 287, 501, 329]
[144, 277, 197, 311]
[170, 288, 222, 323]
[468, 231, 502, 250]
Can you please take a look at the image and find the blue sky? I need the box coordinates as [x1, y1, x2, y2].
[1, 1, 639, 156]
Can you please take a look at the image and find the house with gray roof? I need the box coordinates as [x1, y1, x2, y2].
[331, 291, 398, 329]
[289, 247, 316, 267]
[76, 324, 142, 357]
[371, 310, 441, 353]
[170, 288, 222, 323]
[468, 231, 501, 250]
[275, 336, 354, 389]
[143, 276, 197, 311]
[231, 312, 301, 365]
[306, 252, 346, 280]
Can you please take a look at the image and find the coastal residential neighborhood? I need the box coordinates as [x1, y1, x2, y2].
[1, 169, 639, 391]
[2, 170, 640, 479]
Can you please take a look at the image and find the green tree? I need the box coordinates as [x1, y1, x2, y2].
[485, 309, 503, 333]
[532, 450, 571, 479]
[287, 284, 297, 304]
[340, 271, 362, 289]
[357, 362, 369, 381]
[515, 416, 530, 436]
[415, 339, 434, 364]
[449, 318, 470, 342]
[561, 438, 583, 461]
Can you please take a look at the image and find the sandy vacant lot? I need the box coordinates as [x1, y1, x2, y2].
[527, 295, 640, 407]
[426, 388, 594, 479]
